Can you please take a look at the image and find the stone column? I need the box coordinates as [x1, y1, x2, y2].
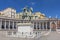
[13, 21, 14, 29]
[41, 22, 42, 30]
[5, 20, 6, 29]
[46, 22, 47, 30]
[36, 22, 37, 30]
[9, 20, 10, 30]
[33, 22, 34, 30]
[42, 22, 44, 30]
[0, 19, 2, 30]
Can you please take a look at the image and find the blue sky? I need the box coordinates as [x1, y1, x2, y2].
[0, 0, 60, 18]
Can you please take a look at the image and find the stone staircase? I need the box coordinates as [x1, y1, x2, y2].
[0, 31, 60, 40]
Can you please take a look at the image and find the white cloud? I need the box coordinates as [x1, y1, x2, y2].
[31, 2, 35, 5]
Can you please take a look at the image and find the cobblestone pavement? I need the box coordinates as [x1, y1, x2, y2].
[0, 31, 60, 40]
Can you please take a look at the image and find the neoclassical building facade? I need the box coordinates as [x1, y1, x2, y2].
[0, 7, 60, 37]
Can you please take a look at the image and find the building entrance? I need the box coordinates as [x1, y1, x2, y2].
[51, 22, 56, 31]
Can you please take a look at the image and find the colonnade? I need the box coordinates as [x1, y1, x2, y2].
[0, 19, 58, 31]
[0, 19, 16, 30]
[33, 21, 50, 30]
